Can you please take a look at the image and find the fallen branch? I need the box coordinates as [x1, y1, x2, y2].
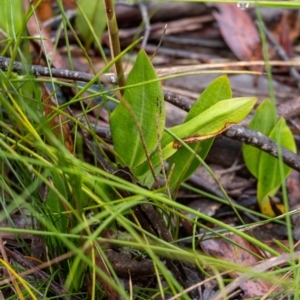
[224, 125, 300, 171]
[1, 55, 299, 172]
[161, 91, 300, 172]
[0, 56, 118, 85]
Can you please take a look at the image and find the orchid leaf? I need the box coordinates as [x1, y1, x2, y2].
[161, 97, 257, 148]
[0, 0, 23, 37]
[242, 100, 277, 177]
[168, 75, 232, 190]
[257, 118, 296, 216]
[76, 0, 106, 48]
[242, 100, 296, 217]
[110, 50, 165, 169]
[135, 96, 257, 185]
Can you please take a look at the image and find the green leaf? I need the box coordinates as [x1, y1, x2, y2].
[242, 100, 277, 177]
[0, 0, 23, 37]
[162, 97, 257, 151]
[76, 0, 106, 48]
[257, 117, 296, 215]
[110, 49, 165, 169]
[242, 99, 296, 216]
[135, 96, 257, 184]
[168, 75, 232, 189]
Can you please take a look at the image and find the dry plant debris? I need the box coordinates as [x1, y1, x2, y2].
[1, 1, 300, 299]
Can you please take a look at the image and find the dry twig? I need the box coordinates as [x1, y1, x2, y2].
[0, 55, 299, 173]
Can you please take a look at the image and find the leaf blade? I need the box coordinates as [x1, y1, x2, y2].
[110, 50, 165, 168]
[242, 99, 277, 177]
[168, 75, 232, 189]
[76, 0, 106, 48]
[135, 96, 257, 183]
[162, 97, 257, 148]
[257, 117, 296, 216]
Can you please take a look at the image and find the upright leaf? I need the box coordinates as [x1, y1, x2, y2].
[0, 0, 23, 37]
[258, 118, 296, 216]
[168, 76, 232, 189]
[242, 99, 296, 216]
[110, 50, 165, 169]
[76, 0, 106, 48]
[243, 100, 277, 177]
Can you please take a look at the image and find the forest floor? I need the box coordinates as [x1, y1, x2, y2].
[1, 1, 300, 299]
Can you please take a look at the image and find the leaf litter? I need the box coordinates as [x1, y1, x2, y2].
[1, 1, 300, 299]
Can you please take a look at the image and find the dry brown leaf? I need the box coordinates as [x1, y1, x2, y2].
[272, 10, 300, 54]
[212, 4, 263, 72]
[63, 0, 76, 9]
[200, 234, 278, 298]
[24, 0, 66, 69]
[32, 0, 54, 23]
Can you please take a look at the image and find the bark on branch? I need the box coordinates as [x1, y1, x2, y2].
[0, 56, 118, 85]
[1, 55, 299, 172]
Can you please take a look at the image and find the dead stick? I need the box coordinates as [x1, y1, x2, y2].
[1, 55, 299, 172]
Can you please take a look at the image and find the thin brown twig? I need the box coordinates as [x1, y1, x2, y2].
[0, 56, 118, 85]
[150, 24, 168, 61]
[211, 251, 300, 300]
[3, 56, 300, 85]
[1, 55, 300, 173]
[224, 125, 300, 172]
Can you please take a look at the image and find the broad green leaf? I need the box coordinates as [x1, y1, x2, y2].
[188, 76, 232, 114]
[257, 117, 296, 216]
[242, 100, 296, 216]
[110, 49, 165, 169]
[0, 0, 23, 37]
[168, 75, 232, 189]
[162, 97, 257, 149]
[135, 97, 257, 184]
[76, 0, 106, 48]
[242, 100, 277, 177]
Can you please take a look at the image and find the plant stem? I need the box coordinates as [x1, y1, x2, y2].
[104, 0, 126, 95]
